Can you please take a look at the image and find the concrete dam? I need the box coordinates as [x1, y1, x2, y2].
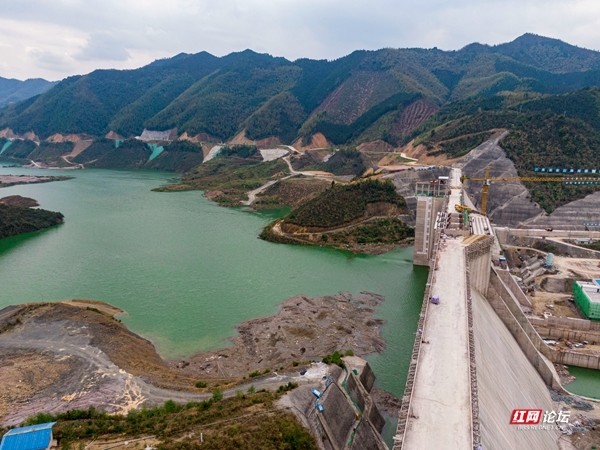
[393, 168, 564, 449]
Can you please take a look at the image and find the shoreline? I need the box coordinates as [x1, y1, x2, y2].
[0, 173, 73, 188]
[0, 291, 394, 425]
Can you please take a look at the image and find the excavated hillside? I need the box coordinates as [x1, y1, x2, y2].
[458, 132, 546, 226]
[458, 134, 600, 228]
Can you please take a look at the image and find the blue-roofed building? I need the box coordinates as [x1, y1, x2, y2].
[0, 422, 56, 450]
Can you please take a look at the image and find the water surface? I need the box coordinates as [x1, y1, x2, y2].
[566, 366, 600, 399]
[0, 165, 426, 396]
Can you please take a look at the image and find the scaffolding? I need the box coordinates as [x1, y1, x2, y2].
[573, 281, 600, 320]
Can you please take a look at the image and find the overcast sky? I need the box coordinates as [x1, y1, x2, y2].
[1, 0, 599, 81]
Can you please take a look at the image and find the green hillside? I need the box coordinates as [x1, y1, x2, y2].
[3, 34, 600, 147]
[286, 179, 404, 228]
[260, 179, 412, 253]
[0, 203, 64, 239]
[0, 77, 55, 107]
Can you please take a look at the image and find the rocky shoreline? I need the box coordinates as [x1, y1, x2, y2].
[173, 291, 386, 378]
[0, 292, 393, 425]
[0, 174, 72, 188]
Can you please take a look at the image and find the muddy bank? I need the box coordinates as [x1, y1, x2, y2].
[174, 292, 385, 378]
[0, 174, 72, 188]
[0, 292, 389, 426]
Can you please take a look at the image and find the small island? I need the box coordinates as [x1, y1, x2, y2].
[0, 195, 64, 239]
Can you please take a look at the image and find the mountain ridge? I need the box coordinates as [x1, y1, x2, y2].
[0, 76, 56, 108]
[3, 33, 600, 144]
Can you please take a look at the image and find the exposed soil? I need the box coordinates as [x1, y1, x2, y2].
[0, 174, 73, 188]
[553, 256, 600, 280]
[0, 195, 39, 207]
[175, 292, 386, 378]
[254, 176, 330, 209]
[292, 133, 330, 151]
[0, 292, 389, 426]
[401, 140, 460, 166]
[390, 98, 438, 137]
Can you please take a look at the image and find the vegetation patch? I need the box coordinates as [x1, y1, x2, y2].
[23, 392, 316, 450]
[160, 158, 289, 205]
[285, 179, 405, 229]
[581, 241, 600, 252]
[322, 350, 354, 367]
[254, 177, 330, 210]
[218, 144, 259, 159]
[323, 218, 414, 245]
[319, 149, 367, 176]
[260, 180, 412, 253]
[0, 203, 64, 239]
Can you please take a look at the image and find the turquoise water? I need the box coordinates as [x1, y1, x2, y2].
[0, 165, 426, 396]
[566, 366, 600, 399]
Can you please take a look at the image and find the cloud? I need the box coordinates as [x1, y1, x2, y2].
[75, 32, 130, 62]
[0, 0, 599, 80]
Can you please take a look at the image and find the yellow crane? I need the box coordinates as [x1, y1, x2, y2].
[460, 166, 600, 216]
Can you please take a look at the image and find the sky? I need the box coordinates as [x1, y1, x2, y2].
[1, 0, 600, 81]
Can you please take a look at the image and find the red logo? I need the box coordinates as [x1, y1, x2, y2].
[510, 409, 542, 425]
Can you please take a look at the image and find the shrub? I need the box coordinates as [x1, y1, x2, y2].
[212, 389, 223, 402]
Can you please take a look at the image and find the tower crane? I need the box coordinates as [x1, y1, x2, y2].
[460, 166, 600, 216]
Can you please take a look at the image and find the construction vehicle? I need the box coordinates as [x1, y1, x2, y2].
[455, 204, 479, 214]
[461, 166, 600, 216]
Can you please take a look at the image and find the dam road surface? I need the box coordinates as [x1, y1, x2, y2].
[401, 168, 473, 449]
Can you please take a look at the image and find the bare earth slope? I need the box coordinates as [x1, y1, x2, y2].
[0, 292, 386, 427]
[458, 132, 546, 226]
[459, 133, 600, 228]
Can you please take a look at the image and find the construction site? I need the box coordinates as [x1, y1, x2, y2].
[393, 154, 600, 449]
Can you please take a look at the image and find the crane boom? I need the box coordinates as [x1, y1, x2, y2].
[461, 166, 600, 216]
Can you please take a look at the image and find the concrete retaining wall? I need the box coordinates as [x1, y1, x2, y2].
[531, 315, 600, 332]
[299, 358, 389, 450]
[465, 236, 494, 295]
[322, 383, 358, 449]
[496, 270, 532, 307]
[464, 242, 488, 450]
[345, 372, 366, 412]
[351, 419, 388, 450]
[339, 362, 387, 450]
[472, 289, 560, 450]
[531, 316, 600, 344]
[555, 352, 600, 370]
[487, 268, 565, 391]
[367, 401, 386, 435]
[498, 234, 600, 259]
[358, 363, 376, 393]
[535, 326, 600, 345]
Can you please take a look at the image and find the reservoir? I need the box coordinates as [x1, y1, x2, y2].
[566, 366, 600, 400]
[0, 165, 426, 396]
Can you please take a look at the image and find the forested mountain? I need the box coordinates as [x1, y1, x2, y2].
[0, 77, 55, 107]
[3, 33, 600, 146]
